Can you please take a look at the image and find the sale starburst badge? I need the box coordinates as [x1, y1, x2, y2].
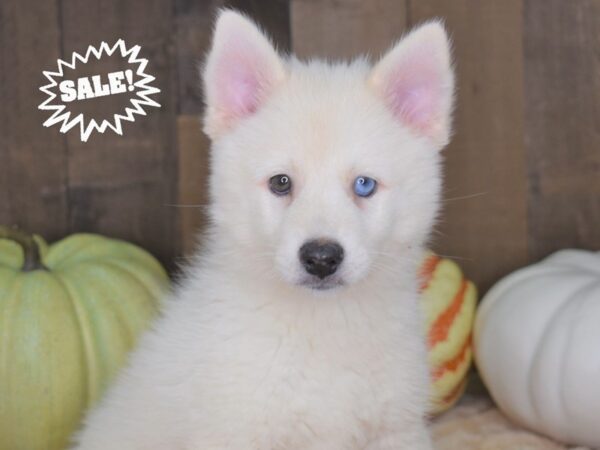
[38, 39, 161, 142]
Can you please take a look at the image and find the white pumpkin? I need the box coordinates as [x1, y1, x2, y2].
[474, 249, 600, 448]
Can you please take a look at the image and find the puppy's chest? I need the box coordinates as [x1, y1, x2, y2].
[218, 310, 407, 405]
[225, 301, 407, 383]
[229, 315, 411, 446]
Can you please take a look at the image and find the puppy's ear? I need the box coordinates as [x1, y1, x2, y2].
[369, 21, 454, 147]
[202, 10, 286, 139]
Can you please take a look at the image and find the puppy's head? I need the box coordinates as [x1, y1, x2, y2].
[202, 10, 454, 291]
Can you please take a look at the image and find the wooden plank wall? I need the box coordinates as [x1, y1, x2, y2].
[408, 1, 529, 293]
[0, 0, 69, 241]
[523, 0, 600, 262]
[1, 0, 598, 293]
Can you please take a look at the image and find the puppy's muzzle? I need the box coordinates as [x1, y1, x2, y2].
[299, 240, 344, 279]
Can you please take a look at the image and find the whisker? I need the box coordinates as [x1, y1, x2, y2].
[431, 253, 473, 262]
[442, 191, 488, 203]
[430, 228, 447, 237]
[164, 203, 210, 209]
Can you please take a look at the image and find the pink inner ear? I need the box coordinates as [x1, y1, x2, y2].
[213, 37, 273, 121]
[218, 66, 261, 116]
[386, 61, 442, 132]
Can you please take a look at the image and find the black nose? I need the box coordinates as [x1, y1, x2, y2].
[299, 240, 344, 279]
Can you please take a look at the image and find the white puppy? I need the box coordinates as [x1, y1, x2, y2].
[72, 10, 454, 450]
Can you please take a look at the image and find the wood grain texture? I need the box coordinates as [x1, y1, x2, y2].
[177, 115, 210, 256]
[409, 0, 529, 292]
[175, 0, 224, 115]
[59, 0, 179, 268]
[173, 1, 220, 258]
[175, 0, 290, 116]
[524, 0, 600, 259]
[291, 0, 408, 60]
[174, 0, 293, 253]
[227, 0, 291, 52]
[2, 2, 599, 288]
[0, 0, 69, 241]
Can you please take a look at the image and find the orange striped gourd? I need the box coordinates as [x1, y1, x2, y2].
[419, 251, 477, 414]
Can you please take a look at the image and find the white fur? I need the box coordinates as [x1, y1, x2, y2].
[71, 10, 454, 450]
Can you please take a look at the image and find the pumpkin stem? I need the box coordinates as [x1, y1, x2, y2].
[0, 226, 47, 272]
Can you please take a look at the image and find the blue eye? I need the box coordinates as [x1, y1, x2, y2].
[353, 176, 377, 197]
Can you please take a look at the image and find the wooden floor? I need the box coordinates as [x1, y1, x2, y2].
[1, 0, 598, 292]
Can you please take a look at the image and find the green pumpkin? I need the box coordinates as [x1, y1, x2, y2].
[0, 228, 168, 450]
